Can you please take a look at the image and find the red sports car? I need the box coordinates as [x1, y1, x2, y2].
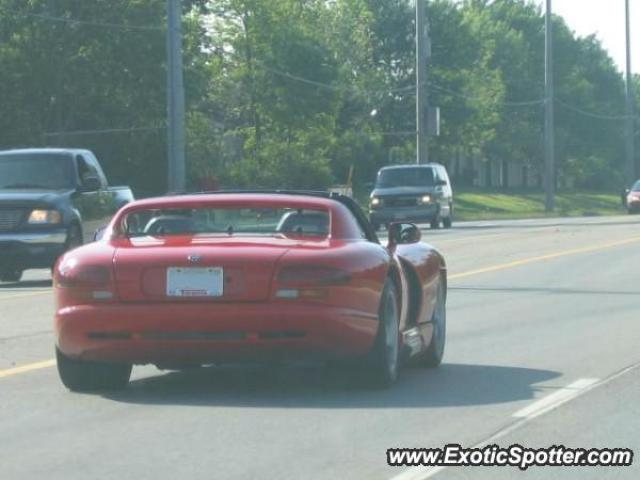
[54, 192, 447, 391]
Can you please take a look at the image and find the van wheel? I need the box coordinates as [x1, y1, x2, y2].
[442, 207, 453, 229]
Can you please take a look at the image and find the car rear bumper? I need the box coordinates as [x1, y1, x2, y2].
[0, 230, 67, 269]
[369, 205, 438, 225]
[55, 302, 379, 365]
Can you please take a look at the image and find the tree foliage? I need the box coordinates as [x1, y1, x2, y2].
[0, 0, 637, 194]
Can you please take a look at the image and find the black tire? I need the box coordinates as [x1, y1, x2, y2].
[53, 224, 84, 273]
[0, 269, 23, 283]
[414, 275, 446, 367]
[362, 279, 400, 388]
[56, 348, 131, 392]
[442, 204, 453, 229]
[430, 216, 440, 229]
[65, 224, 84, 251]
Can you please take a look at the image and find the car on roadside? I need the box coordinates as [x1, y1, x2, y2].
[53, 191, 448, 391]
[624, 180, 640, 214]
[0, 148, 134, 282]
[369, 163, 454, 231]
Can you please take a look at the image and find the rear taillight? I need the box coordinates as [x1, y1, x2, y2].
[277, 265, 351, 286]
[56, 263, 115, 302]
[275, 265, 350, 302]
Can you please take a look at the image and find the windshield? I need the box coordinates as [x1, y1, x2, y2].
[0, 153, 75, 190]
[376, 167, 435, 188]
[124, 206, 330, 238]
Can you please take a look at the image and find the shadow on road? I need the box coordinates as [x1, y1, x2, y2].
[104, 363, 560, 409]
[0, 279, 52, 289]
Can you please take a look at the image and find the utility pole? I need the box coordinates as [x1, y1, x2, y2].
[416, 0, 428, 164]
[625, 0, 636, 181]
[544, 0, 555, 211]
[167, 0, 186, 193]
[48, 0, 64, 146]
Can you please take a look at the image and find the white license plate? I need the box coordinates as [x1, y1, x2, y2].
[166, 267, 223, 297]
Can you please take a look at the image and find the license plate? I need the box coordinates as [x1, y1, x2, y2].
[394, 212, 409, 219]
[166, 267, 223, 297]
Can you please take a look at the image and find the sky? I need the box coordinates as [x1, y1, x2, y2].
[533, 0, 639, 74]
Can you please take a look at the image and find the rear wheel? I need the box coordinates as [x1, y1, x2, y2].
[414, 275, 446, 367]
[430, 216, 441, 229]
[56, 348, 131, 392]
[362, 280, 400, 388]
[0, 269, 23, 283]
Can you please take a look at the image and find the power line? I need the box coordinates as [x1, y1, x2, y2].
[555, 98, 637, 121]
[261, 63, 548, 109]
[0, 6, 164, 32]
[261, 63, 416, 96]
[428, 82, 545, 107]
[43, 126, 165, 137]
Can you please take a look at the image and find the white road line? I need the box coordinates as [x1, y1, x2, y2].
[389, 363, 640, 480]
[512, 378, 599, 419]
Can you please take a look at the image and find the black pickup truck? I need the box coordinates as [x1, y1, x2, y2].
[0, 148, 134, 282]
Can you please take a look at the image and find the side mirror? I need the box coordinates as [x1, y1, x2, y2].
[388, 222, 421, 247]
[436, 179, 447, 187]
[80, 176, 101, 192]
[93, 225, 108, 242]
[364, 182, 375, 190]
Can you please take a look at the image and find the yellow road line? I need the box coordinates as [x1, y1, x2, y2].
[432, 231, 531, 246]
[0, 291, 52, 301]
[449, 236, 640, 280]
[3, 235, 640, 380]
[0, 359, 56, 379]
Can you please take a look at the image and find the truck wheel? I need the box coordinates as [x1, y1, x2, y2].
[65, 224, 83, 251]
[56, 348, 131, 392]
[430, 216, 441, 229]
[0, 269, 23, 283]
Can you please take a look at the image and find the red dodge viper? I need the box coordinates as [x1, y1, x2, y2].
[54, 191, 447, 391]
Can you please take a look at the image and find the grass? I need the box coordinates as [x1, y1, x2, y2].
[454, 189, 625, 221]
[355, 188, 627, 222]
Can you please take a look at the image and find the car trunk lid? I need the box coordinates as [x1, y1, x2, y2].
[113, 236, 297, 303]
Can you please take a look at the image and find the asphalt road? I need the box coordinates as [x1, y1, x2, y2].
[1, 215, 639, 480]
